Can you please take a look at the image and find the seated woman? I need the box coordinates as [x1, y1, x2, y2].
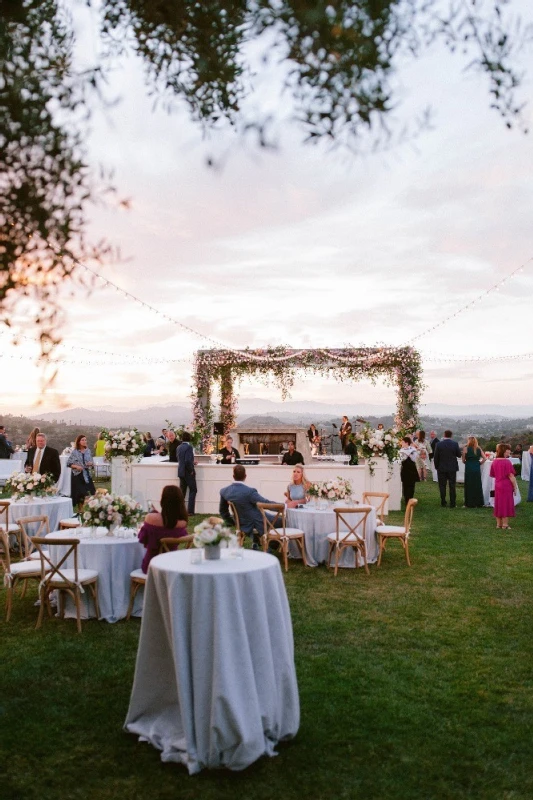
[285, 465, 310, 508]
[138, 485, 188, 573]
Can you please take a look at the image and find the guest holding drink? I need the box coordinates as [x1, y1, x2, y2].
[67, 434, 96, 510]
[490, 443, 518, 530]
[462, 436, 486, 508]
[285, 465, 310, 508]
[138, 485, 188, 573]
[399, 436, 419, 504]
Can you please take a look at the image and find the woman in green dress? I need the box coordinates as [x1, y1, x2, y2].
[462, 435, 486, 508]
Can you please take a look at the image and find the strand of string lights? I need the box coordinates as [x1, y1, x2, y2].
[422, 350, 533, 364]
[406, 254, 533, 345]
[0, 352, 192, 367]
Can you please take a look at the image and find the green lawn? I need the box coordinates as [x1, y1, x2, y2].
[1, 480, 533, 800]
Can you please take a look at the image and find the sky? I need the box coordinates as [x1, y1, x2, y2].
[2, 1, 533, 418]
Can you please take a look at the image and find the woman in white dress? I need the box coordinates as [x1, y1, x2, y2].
[415, 430, 431, 481]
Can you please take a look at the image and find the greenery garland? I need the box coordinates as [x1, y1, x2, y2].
[193, 345, 423, 453]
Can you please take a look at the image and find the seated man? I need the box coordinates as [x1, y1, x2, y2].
[24, 433, 61, 483]
[219, 465, 273, 548]
[218, 435, 240, 464]
[281, 440, 304, 466]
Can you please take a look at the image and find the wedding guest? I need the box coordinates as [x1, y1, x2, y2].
[490, 443, 518, 530]
[167, 430, 178, 462]
[94, 432, 106, 457]
[513, 443, 523, 461]
[307, 424, 318, 444]
[285, 465, 310, 508]
[433, 430, 461, 508]
[0, 424, 14, 459]
[399, 435, 419, 504]
[429, 431, 439, 461]
[143, 432, 156, 457]
[219, 465, 273, 548]
[339, 416, 352, 452]
[24, 433, 61, 482]
[281, 440, 304, 466]
[154, 437, 167, 456]
[462, 436, 486, 508]
[527, 444, 533, 503]
[344, 435, 359, 465]
[177, 431, 197, 514]
[218, 435, 240, 464]
[25, 427, 40, 450]
[415, 430, 431, 481]
[138, 485, 188, 573]
[67, 434, 96, 509]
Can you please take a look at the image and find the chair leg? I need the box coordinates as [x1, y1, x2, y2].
[6, 584, 13, 622]
[59, 589, 65, 619]
[377, 535, 384, 567]
[282, 540, 289, 572]
[35, 587, 45, 629]
[404, 537, 411, 566]
[334, 544, 340, 576]
[126, 581, 138, 621]
[74, 589, 82, 633]
[92, 580, 100, 619]
[327, 541, 334, 568]
[299, 537, 308, 566]
[362, 549, 369, 575]
[21, 578, 28, 598]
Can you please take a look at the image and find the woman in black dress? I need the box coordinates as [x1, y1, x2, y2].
[399, 435, 420, 504]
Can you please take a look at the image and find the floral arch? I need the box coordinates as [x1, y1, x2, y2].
[193, 346, 423, 452]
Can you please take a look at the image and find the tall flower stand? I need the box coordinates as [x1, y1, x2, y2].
[111, 457, 133, 496]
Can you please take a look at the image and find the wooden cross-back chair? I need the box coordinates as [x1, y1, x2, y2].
[0, 500, 22, 555]
[327, 507, 372, 576]
[256, 503, 307, 572]
[361, 492, 389, 525]
[16, 516, 50, 561]
[31, 537, 100, 633]
[228, 501, 245, 546]
[376, 498, 417, 567]
[0, 530, 44, 621]
[59, 518, 82, 531]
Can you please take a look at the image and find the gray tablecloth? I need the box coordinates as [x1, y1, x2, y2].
[124, 549, 299, 774]
[9, 496, 73, 533]
[46, 529, 144, 622]
[286, 505, 378, 567]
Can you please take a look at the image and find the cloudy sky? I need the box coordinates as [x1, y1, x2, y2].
[2, 1, 533, 417]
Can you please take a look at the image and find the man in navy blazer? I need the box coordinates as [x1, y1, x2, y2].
[220, 465, 273, 548]
[433, 430, 461, 507]
[177, 432, 197, 514]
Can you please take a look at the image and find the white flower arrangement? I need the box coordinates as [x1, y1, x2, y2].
[81, 493, 145, 530]
[354, 426, 400, 475]
[307, 477, 352, 501]
[102, 428, 145, 463]
[4, 471, 57, 501]
[193, 516, 232, 548]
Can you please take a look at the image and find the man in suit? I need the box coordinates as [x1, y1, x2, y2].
[339, 416, 352, 453]
[429, 431, 440, 461]
[219, 465, 274, 548]
[0, 424, 15, 459]
[24, 433, 61, 482]
[177, 431, 197, 514]
[433, 430, 461, 508]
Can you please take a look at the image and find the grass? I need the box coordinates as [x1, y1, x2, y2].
[1, 480, 533, 799]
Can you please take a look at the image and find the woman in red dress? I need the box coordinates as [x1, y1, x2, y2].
[490, 443, 518, 530]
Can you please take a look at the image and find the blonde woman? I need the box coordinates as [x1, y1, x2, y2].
[462, 435, 486, 508]
[285, 465, 310, 508]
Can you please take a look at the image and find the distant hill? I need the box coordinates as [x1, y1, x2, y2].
[37, 404, 192, 430]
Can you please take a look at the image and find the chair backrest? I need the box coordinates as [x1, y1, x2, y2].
[334, 507, 371, 544]
[31, 536, 80, 587]
[0, 500, 12, 533]
[257, 502, 285, 535]
[159, 534, 194, 553]
[361, 492, 389, 524]
[227, 501, 242, 532]
[403, 499, 418, 533]
[0, 530, 12, 572]
[17, 516, 50, 559]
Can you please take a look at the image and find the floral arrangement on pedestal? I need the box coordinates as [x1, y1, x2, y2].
[4, 471, 57, 501]
[193, 516, 232, 548]
[164, 420, 203, 450]
[307, 477, 352, 502]
[354, 426, 400, 475]
[102, 428, 144, 463]
[81, 493, 145, 531]
[193, 345, 423, 453]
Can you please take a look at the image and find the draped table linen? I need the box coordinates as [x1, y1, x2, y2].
[124, 549, 299, 774]
[57, 455, 71, 496]
[9, 496, 73, 533]
[521, 451, 531, 482]
[45, 528, 144, 622]
[286, 504, 378, 567]
[481, 460, 521, 507]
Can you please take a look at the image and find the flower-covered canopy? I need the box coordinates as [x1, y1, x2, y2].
[193, 346, 423, 452]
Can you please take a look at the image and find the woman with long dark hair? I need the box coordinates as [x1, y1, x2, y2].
[67, 434, 96, 510]
[138, 485, 189, 572]
[399, 435, 420, 504]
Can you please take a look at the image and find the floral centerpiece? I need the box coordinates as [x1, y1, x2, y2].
[307, 477, 352, 502]
[354, 426, 400, 475]
[102, 428, 144, 463]
[193, 516, 233, 559]
[4, 471, 57, 501]
[81, 493, 145, 533]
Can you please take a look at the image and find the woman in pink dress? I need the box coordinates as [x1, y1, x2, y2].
[490, 443, 518, 530]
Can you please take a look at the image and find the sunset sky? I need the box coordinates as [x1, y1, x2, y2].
[2, 1, 533, 418]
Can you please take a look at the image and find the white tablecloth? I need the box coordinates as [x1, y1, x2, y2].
[286, 504, 378, 567]
[481, 460, 521, 508]
[0, 460, 20, 483]
[57, 454, 71, 496]
[46, 528, 144, 622]
[124, 549, 299, 774]
[9, 496, 73, 532]
[521, 451, 532, 482]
